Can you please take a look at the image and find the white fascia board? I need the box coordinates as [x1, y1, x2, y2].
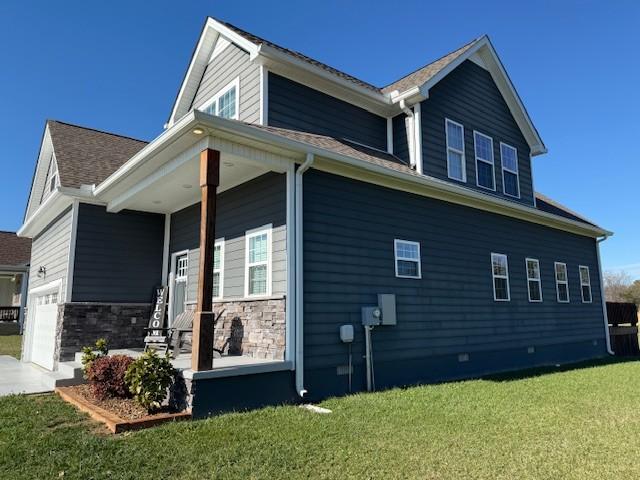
[416, 36, 546, 156]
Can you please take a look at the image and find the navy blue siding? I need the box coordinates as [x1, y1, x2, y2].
[72, 204, 164, 303]
[302, 171, 606, 400]
[420, 60, 534, 206]
[392, 113, 410, 164]
[268, 73, 388, 151]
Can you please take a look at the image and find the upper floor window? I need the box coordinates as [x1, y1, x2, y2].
[394, 239, 421, 279]
[445, 119, 466, 182]
[474, 131, 495, 190]
[245, 226, 272, 297]
[213, 240, 224, 299]
[200, 78, 239, 120]
[579, 266, 592, 303]
[526, 258, 542, 302]
[491, 253, 510, 301]
[555, 262, 569, 303]
[500, 143, 519, 198]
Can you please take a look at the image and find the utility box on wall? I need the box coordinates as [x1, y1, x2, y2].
[378, 294, 396, 325]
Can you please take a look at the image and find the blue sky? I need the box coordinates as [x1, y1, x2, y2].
[0, 1, 638, 277]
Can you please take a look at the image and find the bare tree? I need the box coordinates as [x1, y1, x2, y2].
[604, 270, 631, 302]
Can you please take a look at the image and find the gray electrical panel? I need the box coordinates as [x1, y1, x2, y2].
[377, 294, 396, 325]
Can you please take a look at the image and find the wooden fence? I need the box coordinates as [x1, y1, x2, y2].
[607, 302, 639, 356]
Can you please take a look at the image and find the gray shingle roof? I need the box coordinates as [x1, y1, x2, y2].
[48, 120, 148, 189]
[0, 231, 31, 267]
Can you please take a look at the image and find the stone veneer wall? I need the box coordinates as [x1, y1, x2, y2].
[55, 303, 151, 364]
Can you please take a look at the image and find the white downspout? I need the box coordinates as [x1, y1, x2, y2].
[295, 152, 314, 397]
[596, 234, 614, 355]
[399, 99, 415, 170]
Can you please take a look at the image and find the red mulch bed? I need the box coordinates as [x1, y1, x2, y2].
[71, 384, 154, 420]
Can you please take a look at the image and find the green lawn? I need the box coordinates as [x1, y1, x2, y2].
[1, 359, 640, 479]
[0, 334, 21, 358]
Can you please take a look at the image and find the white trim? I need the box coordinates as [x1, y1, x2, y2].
[244, 224, 273, 298]
[183, 360, 293, 380]
[579, 265, 592, 303]
[596, 238, 614, 354]
[213, 239, 224, 300]
[28, 278, 63, 297]
[473, 130, 496, 191]
[394, 239, 422, 279]
[554, 261, 570, 303]
[198, 77, 240, 120]
[24, 278, 63, 364]
[260, 65, 269, 125]
[525, 257, 543, 303]
[500, 142, 520, 199]
[386, 117, 393, 154]
[445, 118, 466, 182]
[161, 214, 171, 285]
[491, 253, 510, 301]
[413, 103, 423, 175]
[285, 164, 295, 364]
[64, 200, 79, 303]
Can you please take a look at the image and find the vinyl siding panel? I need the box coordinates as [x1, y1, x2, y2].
[71, 204, 164, 303]
[420, 60, 534, 206]
[191, 43, 260, 124]
[268, 73, 388, 151]
[303, 171, 605, 399]
[169, 172, 286, 301]
[28, 207, 72, 299]
[392, 113, 410, 164]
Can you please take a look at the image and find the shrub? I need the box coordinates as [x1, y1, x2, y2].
[125, 350, 175, 412]
[86, 354, 134, 400]
[80, 338, 108, 376]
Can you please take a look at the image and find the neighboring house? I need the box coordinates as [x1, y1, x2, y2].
[0, 231, 31, 328]
[18, 17, 612, 416]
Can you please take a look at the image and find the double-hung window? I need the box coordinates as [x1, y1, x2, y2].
[394, 239, 421, 279]
[200, 78, 239, 120]
[474, 131, 495, 190]
[245, 226, 271, 297]
[491, 253, 510, 301]
[526, 258, 543, 302]
[579, 265, 592, 303]
[555, 262, 569, 302]
[445, 119, 466, 182]
[500, 143, 520, 198]
[212, 240, 224, 299]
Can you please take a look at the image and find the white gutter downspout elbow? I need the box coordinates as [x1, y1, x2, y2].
[596, 234, 614, 355]
[295, 152, 314, 398]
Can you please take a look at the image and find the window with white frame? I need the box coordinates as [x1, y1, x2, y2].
[445, 119, 466, 182]
[176, 254, 189, 279]
[555, 262, 569, 302]
[526, 258, 543, 302]
[491, 253, 510, 301]
[474, 131, 495, 190]
[394, 239, 421, 279]
[579, 265, 592, 303]
[500, 143, 519, 198]
[245, 226, 271, 297]
[200, 78, 239, 120]
[212, 241, 224, 299]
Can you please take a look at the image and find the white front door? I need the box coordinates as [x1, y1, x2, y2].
[169, 252, 189, 325]
[30, 292, 59, 370]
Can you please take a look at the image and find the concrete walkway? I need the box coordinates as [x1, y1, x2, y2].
[0, 356, 52, 396]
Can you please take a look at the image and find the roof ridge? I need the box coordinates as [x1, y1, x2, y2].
[381, 36, 482, 91]
[48, 119, 149, 144]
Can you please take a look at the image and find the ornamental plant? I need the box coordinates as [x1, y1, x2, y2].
[86, 354, 134, 400]
[124, 350, 175, 412]
[80, 338, 109, 376]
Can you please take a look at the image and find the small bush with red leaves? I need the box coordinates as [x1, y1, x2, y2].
[86, 355, 135, 400]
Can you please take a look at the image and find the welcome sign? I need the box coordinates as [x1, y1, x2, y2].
[146, 286, 168, 342]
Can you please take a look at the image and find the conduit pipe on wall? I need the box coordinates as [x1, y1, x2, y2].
[597, 234, 614, 355]
[295, 152, 314, 397]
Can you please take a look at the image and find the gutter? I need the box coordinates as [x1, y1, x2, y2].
[295, 152, 314, 398]
[596, 234, 614, 355]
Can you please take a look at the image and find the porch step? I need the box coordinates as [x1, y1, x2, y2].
[42, 361, 85, 389]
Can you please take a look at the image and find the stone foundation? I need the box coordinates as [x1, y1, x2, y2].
[55, 303, 151, 363]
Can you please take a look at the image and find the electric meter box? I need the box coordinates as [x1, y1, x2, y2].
[378, 294, 397, 325]
[361, 306, 381, 326]
[339, 324, 354, 343]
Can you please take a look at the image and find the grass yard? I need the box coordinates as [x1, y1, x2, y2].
[2, 359, 640, 479]
[0, 334, 21, 358]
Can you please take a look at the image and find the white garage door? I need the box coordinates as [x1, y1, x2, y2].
[30, 294, 58, 370]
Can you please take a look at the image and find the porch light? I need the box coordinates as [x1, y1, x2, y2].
[37, 266, 46, 278]
[192, 127, 204, 135]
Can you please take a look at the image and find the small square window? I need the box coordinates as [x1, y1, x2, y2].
[394, 240, 421, 279]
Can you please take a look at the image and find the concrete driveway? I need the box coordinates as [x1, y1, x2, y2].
[0, 356, 53, 396]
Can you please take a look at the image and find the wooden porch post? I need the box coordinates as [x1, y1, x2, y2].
[192, 148, 220, 371]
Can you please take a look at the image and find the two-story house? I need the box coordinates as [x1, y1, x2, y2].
[18, 17, 612, 416]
